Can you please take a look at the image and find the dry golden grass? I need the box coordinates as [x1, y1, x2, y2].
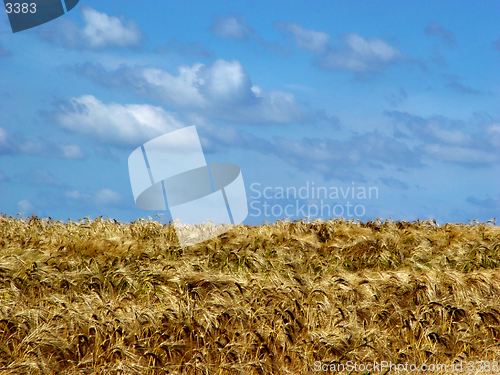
[1, 214, 500, 374]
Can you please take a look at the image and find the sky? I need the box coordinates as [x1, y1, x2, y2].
[0, 0, 499, 226]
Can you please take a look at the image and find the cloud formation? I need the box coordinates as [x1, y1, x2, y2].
[276, 22, 405, 73]
[271, 131, 422, 181]
[180, 119, 423, 182]
[245, 110, 499, 186]
[487, 123, 500, 147]
[196, 120, 274, 154]
[422, 144, 497, 164]
[386, 111, 500, 166]
[41, 6, 143, 49]
[0, 126, 86, 159]
[17, 200, 35, 216]
[51, 95, 185, 148]
[70, 60, 338, 125]
[65, 188, 123, 207]
[319, 33, 404, 72]
[47, 92, 422, 183]
[210, 14, 258, 40]
[210, 14, 287, 53]
[275, 22, 330, 53]
[425, 22, 456, 46]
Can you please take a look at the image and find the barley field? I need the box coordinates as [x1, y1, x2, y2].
[0, 214, 500, 374]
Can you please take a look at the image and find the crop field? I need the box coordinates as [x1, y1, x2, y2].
[0, 214, 500, 374]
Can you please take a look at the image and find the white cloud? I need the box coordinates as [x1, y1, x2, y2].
[17, 200, 35, 215]
[271, 131, 422, 181]
[0, 126, 86, 159]
[82, 7, 142, 48]
[65, 190, 83, 199]
[210, 14, 257, 40]
[21, 141, 86, 159]
[487, 124, 500, 147]
[423, 144, 498, 164]
[18, 141, 45, 155]
[54, 95, 185, 147]
[275, 22, 330, 53]
[344, 33, 400, 61]
[72, 59, 321, 125]
[320, 33, 403, 72]
[275, 24, 404, 73]
[387, 111, 472, 145]
[61, 144, 86, 159]
[198, 59, 254, 104]
[428, 125, 471, 145]
[210, 14, 287, 53]
[387, 111, 500, 166]
[139, 63, 207, 108]
[93, 188, 122, 206]
[41, 6, 143, 49]
[136, 59, 255, 108]
[0, 127, 9, 147]
[65, 188, 122, 206]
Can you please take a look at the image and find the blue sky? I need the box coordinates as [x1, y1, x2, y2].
[0, 0, 499, 225]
